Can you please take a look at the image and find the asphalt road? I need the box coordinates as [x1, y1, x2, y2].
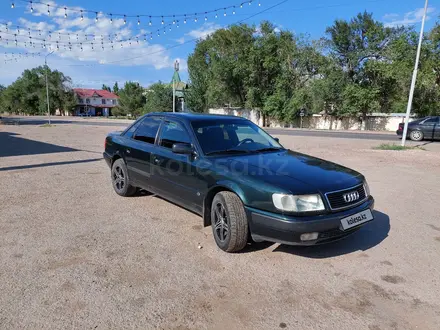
[1, 124, 439, 329]
[2, 116, 398, 141]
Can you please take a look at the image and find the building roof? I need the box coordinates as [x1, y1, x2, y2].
[73, 88, 119, 99]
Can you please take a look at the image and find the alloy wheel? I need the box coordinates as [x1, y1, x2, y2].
[113, 165, 125, 191]
[214, 202, 229, 242]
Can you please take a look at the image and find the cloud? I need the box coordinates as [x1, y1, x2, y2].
[383, 7, 436, 27]
[175, 37, 186, 44]
[186, 22, 221, 40]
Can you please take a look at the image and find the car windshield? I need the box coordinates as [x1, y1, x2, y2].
[191, 119, 283, 155]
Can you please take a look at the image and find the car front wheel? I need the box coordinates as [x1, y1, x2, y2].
[211, 191, 249, 252]
[410, 130, 424, 141]
[111, 158, 137, 197]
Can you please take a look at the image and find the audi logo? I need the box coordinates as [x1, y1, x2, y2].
[343, 191, 360, 203]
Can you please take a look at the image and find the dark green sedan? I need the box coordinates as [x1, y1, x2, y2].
[104, 113, 374, 252]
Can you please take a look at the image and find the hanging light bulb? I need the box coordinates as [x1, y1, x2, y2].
[17, 26, 20, 34]
[215, 11, 218, 19]
[249, 0, 252, 5]
[48, 31, 51, 39]
[194, 14, 198, 23]
[11, 2, 14, 9]
[80, 10, 84, 21]
[259, 1, 261, 6]
[38, 30, 41, 36]
[137, 16, 140, 25]
[120, 43, 123, 48]
[240, 3, 243, 8]
[30, 1, 33, 13]
[224, 8, 227, 16]
[123, 15, 126, 24]
[233, 7, 236, 14]
[184, 15, 187, 24]
[76, 34, 79, 40]
[176, 21, 179, 28]
[205, 13, 208, 21]
[64, 7, 67, 18]
[47, 4, 50, 15]
[95, 12, 98, 23]
[169, 26, 172, 31]
[149, 16, 152, 26]
[144, 35, 147, 42]
[91, 42, 94, 50]
[150, 34, 153, 40]
[161, 16, 164, 25]
[173, 15, 176, 24]
[110, 14, 113, 24]
[136, 37, 139, 44]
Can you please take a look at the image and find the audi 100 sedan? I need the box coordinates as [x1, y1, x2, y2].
[104, 113, 374, 252]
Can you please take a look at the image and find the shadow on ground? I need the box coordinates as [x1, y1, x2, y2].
[0, 158, 102, 172]
[0, 132, 79, 157]
[271, 210, 390, 258]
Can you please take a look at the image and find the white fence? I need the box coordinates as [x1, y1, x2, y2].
[208, 108, 416, 132]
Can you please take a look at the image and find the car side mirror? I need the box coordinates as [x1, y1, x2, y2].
[172, 143, 194, 155]
[274, 137, 280, 143]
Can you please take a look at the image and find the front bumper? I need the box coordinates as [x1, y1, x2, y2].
[246, 196, 375, 246]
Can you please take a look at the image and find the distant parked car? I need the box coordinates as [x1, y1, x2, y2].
[397, 116, 440, 141]
[104, 113, 374, 253]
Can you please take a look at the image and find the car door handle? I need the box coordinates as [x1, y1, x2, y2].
[154, 157, 160, 164]
[126, 149, 131, 154]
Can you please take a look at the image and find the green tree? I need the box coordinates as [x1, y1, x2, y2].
[112, 82, 120, 95]
[143, 82, 178, 114]
[102, 84, 111, 92]
[118, 81, 145, 117]
[0, 66, 75, 115]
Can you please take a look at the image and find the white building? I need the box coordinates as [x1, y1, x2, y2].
[73, 88, 119, 116]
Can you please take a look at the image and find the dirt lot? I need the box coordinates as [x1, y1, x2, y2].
[1, 123, 440, 330]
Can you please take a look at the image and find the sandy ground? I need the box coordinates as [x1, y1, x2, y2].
[1, 123, 440, 330]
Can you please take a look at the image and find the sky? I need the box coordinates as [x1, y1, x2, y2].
[0, 0, 438, 88]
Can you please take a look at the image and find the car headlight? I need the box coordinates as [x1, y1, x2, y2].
[364, 181, 370, 196]
[272, 194, 325, 212]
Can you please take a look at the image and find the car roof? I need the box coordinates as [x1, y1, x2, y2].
[144, 112, 248, 122]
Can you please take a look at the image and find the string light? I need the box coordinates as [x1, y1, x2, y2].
[173, 15, 176, 24]
[30, 1, 33, 12]
[80, 10, 83, 21]
[205, 13, 208, 21]
[259, 1, 261, 6]
[95, 12, 98, 23]
[137, 15, 140, 25]
[123, 15, 126, 24]
[224, 8, 227, 16]
[11, 2, 15, 9]
[215, 11, 218, 19]
[47, 4, 50, 15]
[64, 7, 67, 18]
[233, 7, 236, 14]
[149, 16, 152, 26]
[194, 15, 198, 23]
[184, 15, 187, 24]
[161, 16, 164, 25]
[110, 14, 113, 24]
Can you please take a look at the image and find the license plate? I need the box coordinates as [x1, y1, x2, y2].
[340, 209, 374, 231]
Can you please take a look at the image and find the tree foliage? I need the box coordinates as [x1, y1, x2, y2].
[0, 66, 76, 115]
[186, 15, 440, 122]
[116, 81, 145, 117]
[143, 82, 178, 114]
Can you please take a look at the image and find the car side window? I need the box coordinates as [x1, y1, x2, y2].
[159, 121, 192, 149]
[133, 117, 161, 144]
[123, 119, 143, 139]
[422, 118, 439, 125]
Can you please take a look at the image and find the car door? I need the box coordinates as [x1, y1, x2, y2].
[434, 117, 440, 139]
[124, 116, 162, 190]
[420, 117, 438, 140]
[151, 120, 205, 212]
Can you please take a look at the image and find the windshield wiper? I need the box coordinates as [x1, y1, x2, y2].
[205, 149, 251, 156]
[252, 147, 285, 153]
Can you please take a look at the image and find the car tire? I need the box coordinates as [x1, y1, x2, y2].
[211, 191, 249, 252]
[410, 130, 424, 141]
[111, 158, 137, 197]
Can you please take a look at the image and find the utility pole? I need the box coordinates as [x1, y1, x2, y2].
[173, 60, 179, 113]
[45, 51, 54, 124]
[402, 0, 429, 146]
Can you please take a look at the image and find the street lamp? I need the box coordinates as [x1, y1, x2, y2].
[45, 51, 54, 124]
[401, 0, 429, 146]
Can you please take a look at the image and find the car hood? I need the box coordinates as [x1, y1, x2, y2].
[226, 150, 363, 194]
